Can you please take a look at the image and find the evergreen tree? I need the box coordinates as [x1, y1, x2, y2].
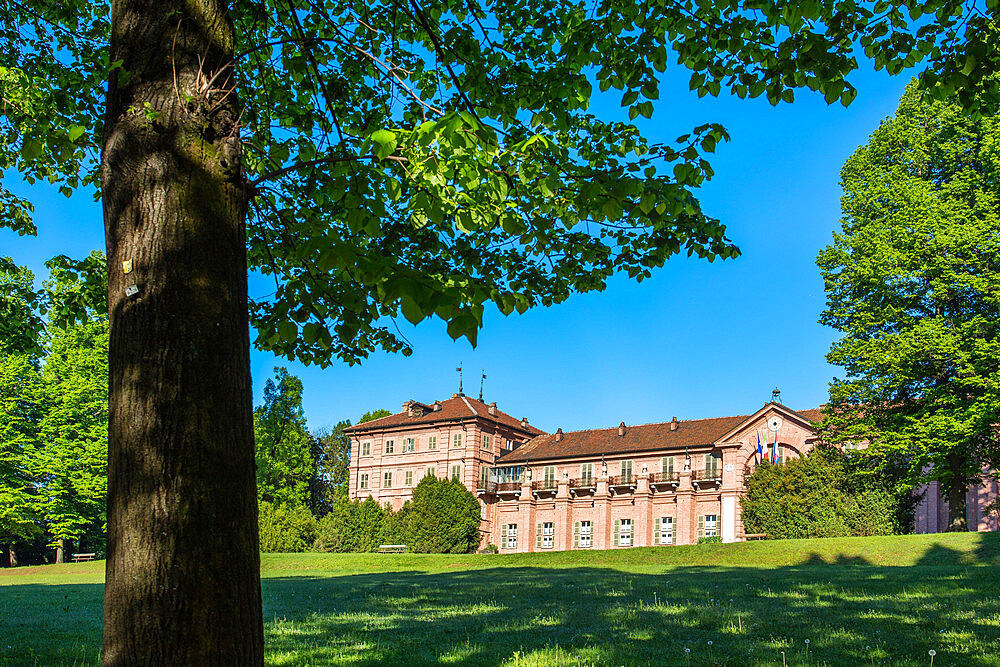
[254, 368, 314, 508]
[817, 83, 1000, 530]
[398, 475, 482, 554]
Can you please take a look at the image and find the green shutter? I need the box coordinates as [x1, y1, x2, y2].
[697, 515, 705, 541]
[501, 524, 508, 544]
[573, 522, 580, 549]
[536, 523, 542, 549]
[654, 518, 661, 545]
[613, 519, 620, 546]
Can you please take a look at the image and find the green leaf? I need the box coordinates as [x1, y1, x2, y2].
[370, 129, 397, 160]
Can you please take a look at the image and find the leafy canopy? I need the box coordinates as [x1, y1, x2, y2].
[817, 81, 1000, 506]
[254, 367, 315, 508]
[3, 1, 997, 365]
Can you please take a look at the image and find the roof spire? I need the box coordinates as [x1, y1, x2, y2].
[772, 387, 781, 403]
[456, 364, 464, 396]
[479, 370, 486, 401]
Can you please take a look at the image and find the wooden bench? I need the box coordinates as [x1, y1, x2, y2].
[71, 553, 97, 562]
[377, 544, 408, 554]
[740, 533, 766, 541]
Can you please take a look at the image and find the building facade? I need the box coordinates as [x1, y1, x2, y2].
[479, 402, 821, 552]
[346, 393, 999, 552]
[344, 393, 542, 543]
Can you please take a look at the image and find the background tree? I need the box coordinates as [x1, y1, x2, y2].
[817, 82, 1000, 531]
[0, 260, 44, 358]
[31, 320, 109, 562]
[3, 0, 997, 659]
[395, 475, 482, 554]
[742, 446, 901, 539]
[0, 353, 44, 567]
[255, 368, 314, 509]
[309, 420, 352, 515]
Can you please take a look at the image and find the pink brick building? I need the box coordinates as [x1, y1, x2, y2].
[344, 394, 543, 524]
[346, 393, 998, 551]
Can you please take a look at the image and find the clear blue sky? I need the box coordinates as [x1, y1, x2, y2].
[0, 67, 909, 434]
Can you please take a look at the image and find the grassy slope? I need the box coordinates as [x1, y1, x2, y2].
[1, 532, 998, 666]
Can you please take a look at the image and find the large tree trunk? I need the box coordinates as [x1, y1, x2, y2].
[55, 538, 65, 564]
[946, 452, 968, 532]
[101, 1, 263, 664]
[7, 545, 17, 568]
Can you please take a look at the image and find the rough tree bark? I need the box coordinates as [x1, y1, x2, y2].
[101, 1, 263, 664]
[55, 538, 64, 564]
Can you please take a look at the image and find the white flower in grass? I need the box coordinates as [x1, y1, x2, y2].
[707, 641, 713, 646]
[805, 639, 810, 645]
[684, 647, 691, 654]
[929, 650, 936, 656]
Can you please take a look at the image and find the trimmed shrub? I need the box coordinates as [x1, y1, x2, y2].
[742, 445, 901, 539]
[259, 501, 317, 552]
[393, 475, 482, 554]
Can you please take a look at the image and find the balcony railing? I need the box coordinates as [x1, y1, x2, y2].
[650, 471, 679, 488]
[692, 467, 721, 485]
[569, 477, 595, 490]
[476, 481, 497, 495]
[531, 479, 558, 495]
[607, 474, 636, 489]
[496, 481, 522, 494]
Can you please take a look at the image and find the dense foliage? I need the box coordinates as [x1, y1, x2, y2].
[3, 2, 997, 367]
[817, 82, 1000, 530]
[254, 368, 315, 508]
[0, 258, 108, 565]
[742, 446, 911, 539]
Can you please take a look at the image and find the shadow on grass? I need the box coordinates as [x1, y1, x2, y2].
[2, 538, 999, 665]
[261, 543, 1000, 666]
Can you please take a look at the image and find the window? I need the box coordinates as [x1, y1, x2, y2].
[482, 434, 492, 450]
[427, 436, 437, 450]
[384, 439, 394, 454]
[656, 517, 674, 545]
[543, 465, 556, 487]
[405, 470, 414, 486]
[426, 466, 436, 479]
[361, 441, 371, 456]
[451, 464, 462, 480]
[383, 471, 392, 488]
[576, 520, 592, 548]
[661, 456, 674, 475]
[452, 433, 463, 448]
[699, 514, 719, 539]
[580, 462, 593, 484]
[403, 437, 415, 453]
[502, 523, 518, 549]
[616, 518, 633, 546]
[506, 438, 514, 450]
[538, 522, 554, 549]
[359, 473, 369, 489]
[621, 459, 634, 482]
[705, 452, 721, 477]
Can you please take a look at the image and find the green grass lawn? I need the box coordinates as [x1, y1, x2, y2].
[2, 532, 999, 665]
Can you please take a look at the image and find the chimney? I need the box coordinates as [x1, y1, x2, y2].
[521, 417, 529, 429]
[488, 402, 497, 416]
[618, 421, 626, 437]
[433, 400, 442, 412]
[402, 400, 412, 414]
[670, 416, 678, 431]
[555, 428, 563, 442]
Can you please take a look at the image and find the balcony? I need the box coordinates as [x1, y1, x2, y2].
[476, 481, 497, 496]
[495, 481, 522, 498]
[650, 471, 679, 491]
[569, 477, 596, 495]
[531, 479, 558, 497]
[607, 474, 636, 493]
[692, 467, 722, 488]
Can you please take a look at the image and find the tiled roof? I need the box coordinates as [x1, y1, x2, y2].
[344, 395, 545, 436]
[795, 407, 824, 424]
[497, 414, 751, 463]
[498, 405, 824, 463]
